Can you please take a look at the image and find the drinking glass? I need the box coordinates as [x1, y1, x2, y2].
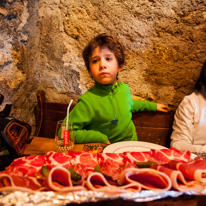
[55, 120, 74, 153]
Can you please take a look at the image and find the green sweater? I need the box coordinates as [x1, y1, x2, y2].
[65, 81, 157, 144]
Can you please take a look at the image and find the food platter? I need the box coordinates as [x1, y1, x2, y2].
[1, 145, 205, 205]
[103, 141, 168, 153]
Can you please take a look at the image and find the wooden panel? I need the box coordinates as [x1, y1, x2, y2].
[136, 126, 172, 148]
[44, 110, 67, 121]
[132, 111, 175, 128]
[39, 120, 57, 139]
[45, 102, 76, 112]
[35, 90, 45, 137]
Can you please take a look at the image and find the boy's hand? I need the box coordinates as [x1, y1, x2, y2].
[157, 103, 168, 113]
[107, 139, 111, 144]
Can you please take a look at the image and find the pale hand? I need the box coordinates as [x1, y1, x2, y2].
[157, 103, 168, 113]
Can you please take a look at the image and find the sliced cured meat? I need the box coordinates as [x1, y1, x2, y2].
[84, 172, 140, 193]
[117, 168, 172, 191]
[169, 147, 191, 162]
[0, 166, 24, 177]
[0, 149, 201, 193]
[71, 163, 89, 183]
[121, 162, 137, 170]
[0, 174, 42, 192]
[5, 155, 45, 177]
[45, 151, 72, 170]
[97, 153, 124, 165]
[44, 166, 86, 192]
[168, 160, 206, 184]
[123, 151, 151, 164]
[151, 164, 203, 193]
[100, 162, 122, 181]
[151, 147, 191, 163]
[68, 151, 98, 172]
[100, 162, 137, 181]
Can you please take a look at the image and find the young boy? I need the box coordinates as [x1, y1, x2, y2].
[65, 34, 168, 144]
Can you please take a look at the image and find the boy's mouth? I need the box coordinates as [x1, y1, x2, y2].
[100, 72, 109, 76]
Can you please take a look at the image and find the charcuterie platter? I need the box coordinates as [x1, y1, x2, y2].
[103, 141, 167, 153]
[1, 144, 206, 205]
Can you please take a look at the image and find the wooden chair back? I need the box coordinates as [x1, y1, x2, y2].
[35, 90, 76, 138]
[35, 90, 175, 148]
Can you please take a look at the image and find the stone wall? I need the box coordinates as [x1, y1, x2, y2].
[0, 0, 206, 135]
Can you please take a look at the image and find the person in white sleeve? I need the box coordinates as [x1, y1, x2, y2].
[171, 60, 206, 153]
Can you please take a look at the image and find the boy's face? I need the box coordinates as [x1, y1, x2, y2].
[88, 46, 123, 85]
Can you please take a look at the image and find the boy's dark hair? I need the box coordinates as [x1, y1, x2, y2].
[195, 60, 206, 93]
[82, 33, 125, 71]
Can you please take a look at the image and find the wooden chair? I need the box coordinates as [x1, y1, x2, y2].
[35, 90, 76, 139]
[35, 90, 175, 148]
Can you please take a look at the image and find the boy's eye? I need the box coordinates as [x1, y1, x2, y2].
[92, 59, 98, 64]
[106, 57, 112, 61]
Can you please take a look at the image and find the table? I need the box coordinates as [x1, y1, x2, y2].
[23, 137, 206, 206]
[24, 136, 107, 155]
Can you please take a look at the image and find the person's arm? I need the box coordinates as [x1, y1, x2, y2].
[171, 97, 206, 153]
[157, 103, 168, 112]
[73, 129, 108, 144]
[66, 99, 108, 144]
[131, 99, 157, 113]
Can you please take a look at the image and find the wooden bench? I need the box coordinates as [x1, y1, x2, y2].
[35, 90, 175, 148]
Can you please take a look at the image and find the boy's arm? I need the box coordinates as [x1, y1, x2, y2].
[131, 99, 157, 113]
[132, 100, 168, 113]
[66, 99, 108, 144]
[74, 129, 108, 144]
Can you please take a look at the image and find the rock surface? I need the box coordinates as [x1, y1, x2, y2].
[0, 0, 206, 135]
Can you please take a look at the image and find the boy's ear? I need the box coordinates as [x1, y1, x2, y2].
[118, 64, 124, 72]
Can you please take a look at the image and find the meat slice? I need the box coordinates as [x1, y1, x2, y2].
[151, 164, 203, 193]
[84, 172, 141, 193]
[97, 153, 124, 165]
[44, 166, 86, 192]
[0, 174, 42, 192]
[151, 147, 191, 163]
[117, 168, 172, 191]
[69, 151, 98, 172]
[0, 166, 24, 177]
[99, 162, 137, 181]
[45, 151, 72, 170]
[99, 162, 121, 181]
[168, 159, 206, 184]
[71, 163, 89, 183]
[123, 151, 151, 164]
[5, 155, 45, 177]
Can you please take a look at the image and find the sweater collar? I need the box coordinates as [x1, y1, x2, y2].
[94, 81, 118, 94]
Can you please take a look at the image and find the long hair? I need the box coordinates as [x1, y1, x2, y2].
[195, 61, 206, 93]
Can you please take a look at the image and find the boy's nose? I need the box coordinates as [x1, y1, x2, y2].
[99, 59, 106, 69]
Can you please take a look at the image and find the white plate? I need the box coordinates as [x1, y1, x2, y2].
[103, 141, 168, 153]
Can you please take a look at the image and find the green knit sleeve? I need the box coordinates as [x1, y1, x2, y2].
[131, 99, 157, 113]
[74, 130, 108, 144]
